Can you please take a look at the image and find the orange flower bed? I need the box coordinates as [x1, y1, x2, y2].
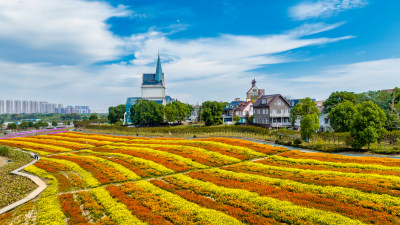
[279, 150, 400, 167]
[55, 173, 71, 192]
[185, 170, 399, 224]
[224, 163, 400, 196]
[256, 158, 400, 176]
[58, 193, 88, 225]
[49, 154, 126, 184]
[94, 147, 193, 172]
[120, 182, 211, 225]
[201, 138, 288, 154]
[150, 179, 279, 225]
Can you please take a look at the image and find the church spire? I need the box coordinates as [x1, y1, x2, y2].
[155, 52, 163, 82]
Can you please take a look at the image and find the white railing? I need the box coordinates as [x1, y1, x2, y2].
[271, 122, 291, 127]
[270, 113, 290, 117]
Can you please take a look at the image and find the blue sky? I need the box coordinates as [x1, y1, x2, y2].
[0, 0, 399, 110]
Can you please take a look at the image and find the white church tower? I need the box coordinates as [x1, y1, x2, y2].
[141, 53, 167, 105]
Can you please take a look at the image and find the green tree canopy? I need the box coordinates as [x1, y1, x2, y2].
[290, 97, 320, 141]
[200, 101, 225, 126]
[108, 104, 125, 124]
[130, 100, 164, 125]
[350, 101, 386, 149]
[233, 116, 240, 123]
[164, 101, 192, 123]
[89, 114, 99, 120]
[28, 121, 34, 127]
[61, 113, 81, 121]
[7, 123, 17, 130]
[52, 121, 58, 127]
[328, 100, 356, 132]
[323, 91, 356, 113]
[19, 121, 29, 130]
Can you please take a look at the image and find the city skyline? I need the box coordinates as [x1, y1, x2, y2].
[0, 0, 399, 110]
[0, 99, 91, 115]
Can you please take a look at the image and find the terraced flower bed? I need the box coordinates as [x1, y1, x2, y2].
[1, 132, 400, 224]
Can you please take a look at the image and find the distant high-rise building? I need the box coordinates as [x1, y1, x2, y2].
[75, 106, 91, 114]
[0, 100, 4, 114]
[14, 100, 22, 114]
[39, 101, 48, 113]
[30, 101, 39, 113]
[6, 100, 13, 114]
[22, 100, 29, 114]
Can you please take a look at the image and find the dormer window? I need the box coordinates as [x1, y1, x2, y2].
[262, 99, 266, 104]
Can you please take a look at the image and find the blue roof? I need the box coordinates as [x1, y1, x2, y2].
[224, 101, 242, 110]
[155, 53, 163, 82]
[142, 73, 162, 85]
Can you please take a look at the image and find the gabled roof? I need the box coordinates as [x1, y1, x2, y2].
[234, 101, 252, 112]
[253, 94, 291, 108]
[224, 101, 243, 111]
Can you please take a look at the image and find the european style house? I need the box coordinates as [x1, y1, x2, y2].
[253, 94, 291, 128]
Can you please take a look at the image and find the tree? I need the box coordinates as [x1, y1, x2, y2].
[7, 123, 17, 130]
[130, 100, 164, 125]
[233, 116, 240, 123]
[350, 101, 386, 149]
[328, 100, 356, 132]
[200, 101, 225, 126]
[324, 91, 356, 113]
[300, 114, 319, 142]
[247, 115, 254, 124]
[61, 113, 81, 121]
[52, 121, 58, 127]
[290, 97, 320, 141]
[41, 122, 49, 128]
[164, 101, 192, 123]
[89, 114, 99, 120]
[28, 121, 34, 127]
[33, 123, 40, 130]
[108, 104, 126, 124]
[19, 121, 29, 130]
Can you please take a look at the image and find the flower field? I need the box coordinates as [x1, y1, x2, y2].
[1, 132, 400, 224]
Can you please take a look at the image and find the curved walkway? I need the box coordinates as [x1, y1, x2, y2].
[0, 152, 47, 215]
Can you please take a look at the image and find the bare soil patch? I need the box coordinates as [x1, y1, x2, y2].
[0, 156, 10, 167]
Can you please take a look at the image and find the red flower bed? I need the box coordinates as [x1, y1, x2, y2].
[58, 193, 88, 225]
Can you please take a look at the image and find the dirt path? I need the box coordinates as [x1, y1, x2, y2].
[0, 156, 9, 167]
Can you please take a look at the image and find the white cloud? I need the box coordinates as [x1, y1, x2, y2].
[0, 0, 356, 109]
[0, 0, 130, 64]
[290, 0, 368, 20]
[287, 58, 400, 99]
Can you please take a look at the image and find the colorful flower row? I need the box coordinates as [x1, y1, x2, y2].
[161, 174, 364, 225]
[11, 137, 95, 150]
[33, 134, 113, 146]
[83, 150, 174, 177]
[135, 180, 244, 225]
[56, 132, 132, 142]
[89, 187, 146, 225]
[0, 139, 72, 154]
[96, 145, 208, 171]
[279, 150, 400, 167]
[24, 165, 66, 225]
[201, 137, 289, 155]
[184, 169, 400, 224]
[125, 138, 267, 160]
[58, 193, 88, 224]
[49, 154, 128, 184]
[119, 182, 211, 224]
[114, 142, 241, 166]
[43, 157, 100, 188]
[224, 161, 400, 196]
[257, 155, 400, 176]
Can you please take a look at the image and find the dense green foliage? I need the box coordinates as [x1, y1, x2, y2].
[89, 114, 99, 120]
[290, 97, 320, 141]
[108, 104, 126, 124]
[350, 101, 386, 149]
[164, 101, 192, 123]
[52, 121, 58, 127]
[7, 123, 17, 130]
[323, 91, 356, 113]
[328, 100, 356, 132]
[130, 100, 164, 125]
[200, 101, 225, 126]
